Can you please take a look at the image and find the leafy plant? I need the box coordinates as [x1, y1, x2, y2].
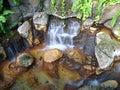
[110, 11, 120, 27]
[51, 0, 57, 13]
[61, 0, 66, 18]
[71, 0, 92, 20]
[71, 0, 120, 27]
[12, 0, 20, 5]
[0, 0, 14, 34]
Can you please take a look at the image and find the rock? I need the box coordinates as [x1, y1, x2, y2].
[83, 18, 94, 27]
[43, 48, 63, 63]
[17, 21, 33, 46]
[83, 65, 95, 71]
[78, 80, 118, 90]
[44, 0, 77, 19]
[0, 46, 6, 61]
[33, 12, 49, 32]
[100, 80, 118, 89]
[100, 5, 120, 24]
[73, 29, 96, 56]
[16, 53, 34, 67]
[17, 21, 31, 38]
[95, 32, 120, 69]
[65, 48, 86, 64]
[8, 0, 43, 28]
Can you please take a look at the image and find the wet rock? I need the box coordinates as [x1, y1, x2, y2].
[65, 48, 86, 64]
[17, 21, 33, 46]
[83, 65, 96, 71]
[78, 80, 118, 90]
[73, 29, 96, 57]
[0, 46, 6, 61]
[43, 49, 63, 63]
[16, 53, 34, 67]
[95, 32, 120, 69]
[33, 12, 48, 32]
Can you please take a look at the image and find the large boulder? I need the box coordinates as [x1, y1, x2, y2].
[95, 32, 120, 69]
[43, 0, 77, 19]
[43, 48, 63, 63]
[33, 12, 49, 32]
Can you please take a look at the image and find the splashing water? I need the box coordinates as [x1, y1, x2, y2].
[46, 18, 81, 50]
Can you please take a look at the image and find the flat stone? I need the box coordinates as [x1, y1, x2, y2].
[43, 48, 63, 63]
[16, 53, 34, 67]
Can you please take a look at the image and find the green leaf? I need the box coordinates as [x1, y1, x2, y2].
[3, 10, 14, 15]
[0, 0, 3, 11]
[9, 31, 14, 36]
[0, 15, 7, 23]
[0, 21, 5, 33]
[12, 0, 20, 5]
[110, 11, 120, 27]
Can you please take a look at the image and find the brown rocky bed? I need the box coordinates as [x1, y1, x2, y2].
[0, 15, 120, 90]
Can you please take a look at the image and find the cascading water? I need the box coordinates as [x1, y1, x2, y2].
[46, 17, 81, 50]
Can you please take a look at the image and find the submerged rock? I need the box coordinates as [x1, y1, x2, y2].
[0, 46, 6, 61]
[43, 48, 63, 63]
[16, 53, 34, 67]
[78, 80, 118, 90]
[65, 48, 86, 64]
[33, 12, 48, 32]
[95, 32, 120, 69]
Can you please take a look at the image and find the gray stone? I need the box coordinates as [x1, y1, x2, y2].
[16, 53, 34, 67]
[8, 0, 43, 28]
[17, 21, 31, 38]
[33, 12, 48, 31]
[95, 32, 120, 69]
[100, 5, 120, 23]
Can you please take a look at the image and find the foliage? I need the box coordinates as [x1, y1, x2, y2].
[110, 11, 120, 27]
[51, 0, 57, 13]
[0, 0, 20, 35]
[0, 0, 14, 34]
[61, 0, 66, 17]
[71, 0, 92, 20]
[12, 0, 20, 5]
[71, 0, 120, 27]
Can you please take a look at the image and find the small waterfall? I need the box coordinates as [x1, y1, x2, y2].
[46, 17, 81, 50]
